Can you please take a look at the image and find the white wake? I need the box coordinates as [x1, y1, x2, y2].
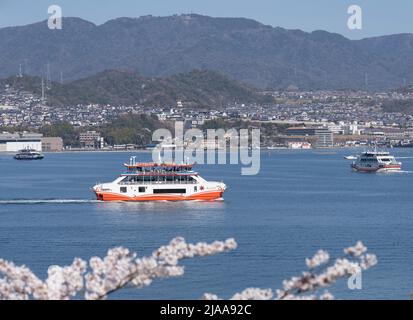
[0, 199, 100, 205]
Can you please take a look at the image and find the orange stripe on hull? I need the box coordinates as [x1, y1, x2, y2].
[352, 164, 401, 172]
[95, 190, 224, 202]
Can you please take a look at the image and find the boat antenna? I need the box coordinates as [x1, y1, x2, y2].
[129, 156, 136, 166]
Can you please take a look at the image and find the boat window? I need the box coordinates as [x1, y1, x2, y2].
[153, 189, 186, 194]
[139, 187, 146, 193]
[120, 174, 196, 185]
[120, 187, 127, 193]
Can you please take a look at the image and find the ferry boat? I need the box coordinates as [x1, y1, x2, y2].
[351, 151, 401, 173]
[93, 158, 226, 201]
[14, 148, 44, 160]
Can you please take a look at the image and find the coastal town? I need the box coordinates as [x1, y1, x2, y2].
[1, 82, 413, 151]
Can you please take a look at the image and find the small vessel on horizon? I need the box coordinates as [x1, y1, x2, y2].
[351, 150, 401, 173]
[93, 157, 226, 201]
[14, 148, 44, 160]
[344, 155, 357, 160]
[397, 140, 413, 148]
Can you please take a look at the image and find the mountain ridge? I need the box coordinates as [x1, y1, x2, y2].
[1, 69, 274, 107]
[1, 14, 413, 90]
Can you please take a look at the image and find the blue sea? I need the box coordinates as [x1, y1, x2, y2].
[0, 149, 413, 300]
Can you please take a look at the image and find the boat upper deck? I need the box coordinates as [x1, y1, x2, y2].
[360, 151, 391, 157]
[124, 161, 195, 175]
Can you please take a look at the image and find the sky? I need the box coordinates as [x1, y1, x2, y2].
[0, 0, 412, 39]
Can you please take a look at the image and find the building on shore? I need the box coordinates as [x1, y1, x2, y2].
[288, 141, 312, 149]
[0, 132, 43, 152]
[79, 131, 104, 149]
[286, 126, 334, 148]
[41, 137, 64, 152]
[314, 128, 334, 148]
[285, 127, 319, 136]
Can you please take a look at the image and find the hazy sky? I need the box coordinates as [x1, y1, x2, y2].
[0, 0, 411, 39]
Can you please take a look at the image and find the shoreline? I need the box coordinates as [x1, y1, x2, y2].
[0, 146, 400, 156]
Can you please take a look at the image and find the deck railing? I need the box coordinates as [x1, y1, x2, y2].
[119, 181, 198, 185]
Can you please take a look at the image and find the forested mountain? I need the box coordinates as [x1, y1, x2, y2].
[1, 14, 413, 90]
[1, 69, 273, 107]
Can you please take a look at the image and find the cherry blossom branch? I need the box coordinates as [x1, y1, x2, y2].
[0, 239, 377, 300]
[0, 237, 237, 300]
[202, 241, 377, 300]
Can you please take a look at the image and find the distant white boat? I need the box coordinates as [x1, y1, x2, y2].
[344, 155, 357, 160]
[14, 148, 44, 160]
[267, 146, 286, 150]
[351, 151, 402, 173]
[161, 144, 177, 149]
